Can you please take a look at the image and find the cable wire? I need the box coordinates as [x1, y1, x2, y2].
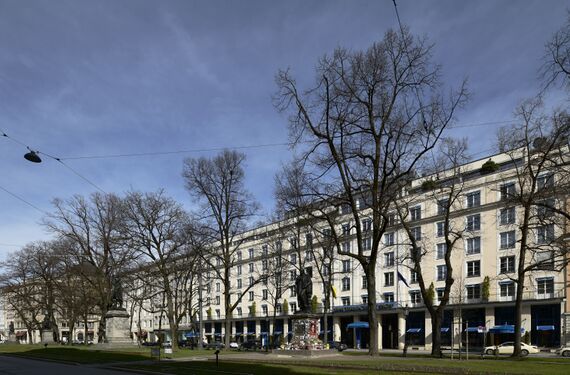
[0, 184, 48, 214]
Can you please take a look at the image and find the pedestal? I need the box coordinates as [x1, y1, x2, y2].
[105, 309, 132, 346]
[8, 333, 17, 343]
[289, 313, 323, 350]
[41, 330, 55, 343]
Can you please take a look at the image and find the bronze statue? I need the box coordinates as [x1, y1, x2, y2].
[8, 321, 14, 334]
[295, 271, 312, 313]
[110, 274, 124, 310]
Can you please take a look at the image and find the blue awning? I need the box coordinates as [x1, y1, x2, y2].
[536, 325, 555, 331]
[214, 333, 222, 337]
[273, 331, 283, 335]
[319, 330, 332, 334]
[465, 327, 483, 333]
[347, 322, 369, 329]
[235, 333, 242, 336]
[441, 328, 450, 333]
[489, 325, 524, 334]
[260, 332, 268, 336]
[407, 328, 422, 333]
[184, 332, 198, 338]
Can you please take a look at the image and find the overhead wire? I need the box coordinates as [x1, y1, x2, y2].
[0, 183, 48, 215]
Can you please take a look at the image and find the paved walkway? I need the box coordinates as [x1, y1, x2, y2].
[0, 355, 134, 375]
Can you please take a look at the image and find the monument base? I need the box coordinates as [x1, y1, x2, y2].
[104, 308, 132, 346]
[288, 313, 323, 350]
[7, 333, 17, 343]
[41, 330, 55, 343]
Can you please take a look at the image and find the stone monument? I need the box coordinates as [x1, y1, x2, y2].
[105, 275, 132, 346]
[288, 271, 323, 351]
[7, 321, 16, 343]
[41, 315, 55, 343]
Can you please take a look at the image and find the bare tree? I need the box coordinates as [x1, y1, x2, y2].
[182, 150, 261, 348]
[497, 99, 570, 357]
[122, 190, 199, 350]
[274, 28, 467, 354]
[43, 193, 133, 342]
[542, 11, 570, 90]
[395, 139, 469, 357]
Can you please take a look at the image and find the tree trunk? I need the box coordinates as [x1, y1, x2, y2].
[430, 310, 443, 357]
[367, 267, 378, 355]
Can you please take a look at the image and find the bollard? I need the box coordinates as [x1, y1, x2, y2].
[215, 349, 220, 367]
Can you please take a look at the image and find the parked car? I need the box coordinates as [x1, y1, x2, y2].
[229, 342, 239, 349]
[239, 340, 261, 351]
[205, 341, 225, 350]
[162, 341, 172, 348]
[555, 346, 570, 357]
[483, 342, 539, 356]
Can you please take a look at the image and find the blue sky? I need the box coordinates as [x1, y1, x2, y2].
[0, 0, 568, 259]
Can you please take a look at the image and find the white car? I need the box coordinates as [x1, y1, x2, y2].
[229, 342, 239, 349]
[555, 346, 570, 357]
[484, 342, 539, 356]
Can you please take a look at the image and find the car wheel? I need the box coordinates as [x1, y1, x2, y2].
[521, 349, 529, 356]
[562, 350, 570, 357]
[486, 349, 495, 355]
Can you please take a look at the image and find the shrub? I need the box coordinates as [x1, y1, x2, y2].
[480, 159, 499, 175]
[482, 276, 490, 301]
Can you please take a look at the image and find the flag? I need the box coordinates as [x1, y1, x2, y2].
[331, 285, 338, 299]
[397, 271, 410, 288]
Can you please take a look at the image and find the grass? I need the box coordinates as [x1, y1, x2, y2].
[0, 344, 147, 364]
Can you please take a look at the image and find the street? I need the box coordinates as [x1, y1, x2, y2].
[0, 356, 131, 375]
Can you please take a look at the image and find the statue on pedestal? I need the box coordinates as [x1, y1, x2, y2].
[109, 274, 124, 310]
[295, 271, 313, 313]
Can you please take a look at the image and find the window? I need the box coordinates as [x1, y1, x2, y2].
[216, 257, 221, 266]
[262, 259, 268, 271]
[290, 285, 296, 297]
[410, 290, 422, 304]
[436, 243, 447, 259]
[276, 241, 282, 252]
[436, 288, 445, 302]
[500, 207, 516, 225]
[216, 309, 221, 318]
[215, 296, 220, 305]
[466, 260, 481, 277]
[384, 252, 395, 267]
[305, 233, 313, 247]
[342, 259, 351, 273]
[362, 218, 372, 232]
[410, 270, 419, 284]
[341, 204, 351, 215]
[500, 231, 516, 249]
[290, 270, 297, 281]
[466, 214, 481, 231]
[215, 282, 220, 292]
[410, 206, 422, 221]
[323, 263, 331, 276]
[500, 256, 515, 274]
[262, 245, 268, 257]
[341, 297, 350, 306]
[305, 250, 313, 261]
[289, 237, 297, 249]
[290, 302, 297, 312]
[383, 292, 394, 303]
[262, 289, 268, 300]
[387, 213, 397, 226]
[537, 224, 555, 244]
[237, 251, 242, 261]
[437, 265, 447, 281]
[437, 198, 449, 215]
[362, 237, 372, 251]
[466, 237, 481, 255]
[248, 276, 254, 286]
[360, 295, 368, 305]
[248, 263, 254, 273]
[260, 304, 268, 316]
[537, 198, 556, 219]
[500, 282, 515, 297]
[342, 241, 351, 253]
[237, 279, 242, 289]
[342, 223, 350, 236]
[436, 222, 445, 237]
[342, 277, 351, 291]
[276, 304, 282, 314]
[384, 232, 395, 246]
[361, 275, 368, 289]
[466, 284, 481, 299]
[411, 227, 422, 241]
[537, 174, 554, 191]
[537, 278, 554, 295]
[248, 291, 254, 301]
[500, 182, 516, 201]
[384, 272, 394, 286]
[466, 190, 481, 208]
[237, 265, 242, 276]
[290, 253, 297, 265]
[249, 248, 254, 259]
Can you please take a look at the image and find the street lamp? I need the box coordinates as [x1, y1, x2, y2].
[24, 150, 42, 163]
[403, 304, 409, 357]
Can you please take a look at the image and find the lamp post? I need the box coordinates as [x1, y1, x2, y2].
[265, 313, 269, 352]
[403, 304, 409, 357]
